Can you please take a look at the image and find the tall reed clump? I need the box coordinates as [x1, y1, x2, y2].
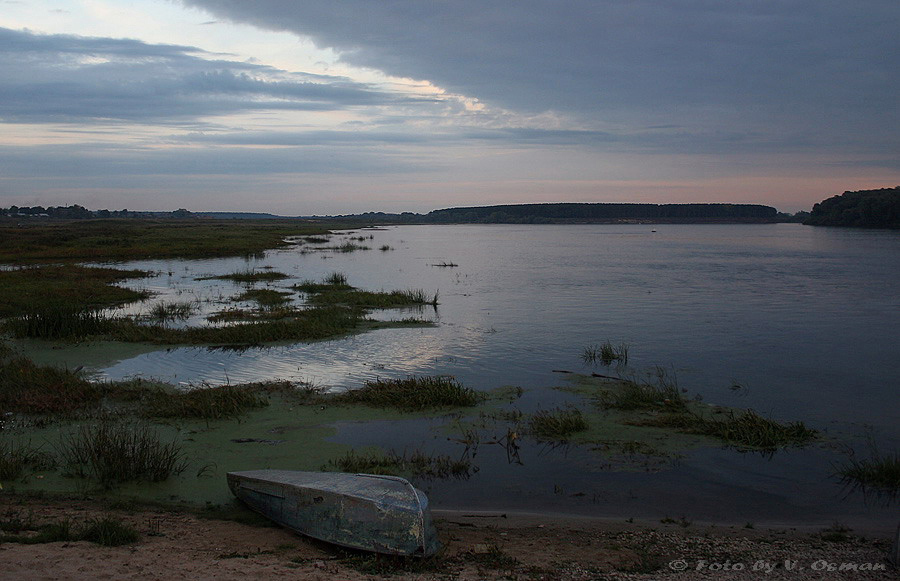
[582, 341, 629, 366]
[147, 300, 196, 322]
[58, 420, 187, 488]
[0, 440, 56, 480]
[599, 367, 687, 413]
[528, 407, 589, 441]
[836, 444, 900, 495]
[0, 356, 102, 414]
[332, 376, 484, 411]
[3, 304, 117, 340]
[325, 271, 348, 286]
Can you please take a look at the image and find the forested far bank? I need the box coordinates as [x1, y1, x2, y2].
[804, 187, 900, 229]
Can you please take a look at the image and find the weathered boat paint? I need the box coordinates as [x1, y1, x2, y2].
[227, 469, 440, 556]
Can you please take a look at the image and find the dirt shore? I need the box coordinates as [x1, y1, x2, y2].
[1, 497, 895, 580]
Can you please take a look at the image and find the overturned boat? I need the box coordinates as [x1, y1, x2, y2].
[227, 469, 440, 556]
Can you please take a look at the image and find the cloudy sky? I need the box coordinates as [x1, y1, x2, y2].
[1, 1, 897, 214]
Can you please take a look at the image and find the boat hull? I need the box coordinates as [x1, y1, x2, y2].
[227, 470, 439, 557]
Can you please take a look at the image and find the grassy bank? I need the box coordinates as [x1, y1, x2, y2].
[0, 265, 150, 318]
[0, 219, 340, 263]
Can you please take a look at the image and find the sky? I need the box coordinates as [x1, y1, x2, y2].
[0, 1, 897, 214]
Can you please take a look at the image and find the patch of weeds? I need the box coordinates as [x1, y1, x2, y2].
[111, 304, 367, 344]
[331, 242, 370, 253]
[302, 286, 439, 309]
[0, 508, 37, 534]
[323, 449, 472, 479]
[835, 442, 900, 496]
[0, 356, 103, 414]
[0, 440, 56, 480]
[820, 522, 853, 543]
[330, 376, 484, 411]
[201, 269, 289, 283]
[660, 515, 692, 528]
[4, 304, 120, 340]
[324, 272, 348, 285]
[147, 300, 196, 322]
[141, 384, 269, 420]
[598, 367, 688, 412]
[582, 341, 629, 366]
[235, 288, 292, 309]
[527, 407, 588, 441]
[0, 265, 149, 318]
[0, 514, 138, 546]
[640, 409, 817, 450]
[58, 419, 187, 488]
[687, 409, 817, 449]
[379, 245, 394, 252]
[79, 517, 141, 546]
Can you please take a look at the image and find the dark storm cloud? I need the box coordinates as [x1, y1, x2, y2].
[180, 0, 899, 151]
[0, 27, 404, 123]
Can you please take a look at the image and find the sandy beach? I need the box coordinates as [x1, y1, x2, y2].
[1, 496, 895, 580]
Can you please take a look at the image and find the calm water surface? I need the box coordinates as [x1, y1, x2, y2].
[83, 224, 900, 528]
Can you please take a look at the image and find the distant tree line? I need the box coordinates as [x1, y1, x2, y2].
[425, 203, 778, 224]
[0, 204, 193, 220]
[804, 187, 900, 229]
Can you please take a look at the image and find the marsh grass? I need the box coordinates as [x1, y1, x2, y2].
[836, 444, 900, 495]
[598, 369, 688, 413]
[324, 449, 472, 479]
[332, 242, 370, 253]
[637, 409, 817, 450]
[0, 513, 139, 546]
[0, 440, 56, 480]
[582, 341, 629, 366]
[58, 420, 187, 488]
[324, 271, 348, 285]
[0, 219, 338, 263]
[294, 273, 438, 308]
[0, 265, 149, 318]
[0, 356, 102, 414]
[4, 304, 120, 340]
[141, 384, 269, 420]
[112, 305, 366, 344]
[202, 269, 289, 284]
[234, 288, 292, 309]
[331, 376, 484, 411]
[79, 517, 141, 546]
[147, 300, 196, 322]
[306, 288, 438, 308]
[528, 407, 589, 440]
